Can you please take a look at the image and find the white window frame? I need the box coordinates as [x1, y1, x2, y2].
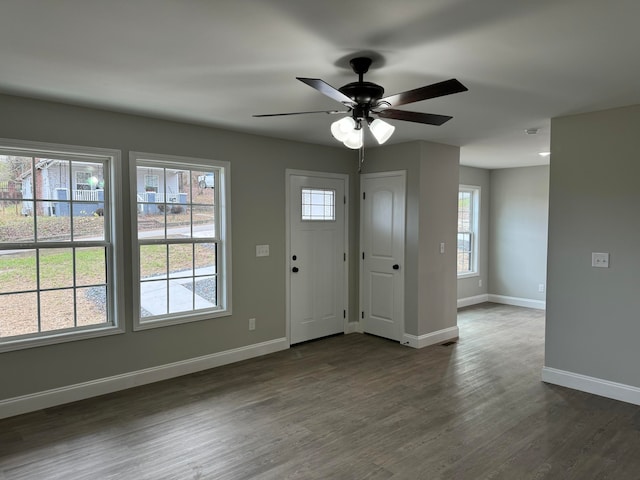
[130, 152, 232, 330]
[457, 185, 480, 278]
[0, 138, 124, 352]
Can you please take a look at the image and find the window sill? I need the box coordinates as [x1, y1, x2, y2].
[0, 324, 125, 353]
[457, 272, 479, 280]
[133, 308, 232, 331]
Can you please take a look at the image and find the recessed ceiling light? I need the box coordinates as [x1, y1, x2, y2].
[538, 152, 551, 157]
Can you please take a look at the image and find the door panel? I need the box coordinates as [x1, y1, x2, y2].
[371, 190, 394, 257]
[361, 172, 406, 342]
[289, 173, 346, 344]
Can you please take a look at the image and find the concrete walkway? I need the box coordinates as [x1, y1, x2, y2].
[140, 267, 216, 315]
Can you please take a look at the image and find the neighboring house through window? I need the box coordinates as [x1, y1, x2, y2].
[131, 152, 231, 330]
[0, 140, 123, 352]
[457, 185, 480, 277]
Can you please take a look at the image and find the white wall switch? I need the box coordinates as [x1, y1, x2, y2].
[440, 242, 445, 254]
[478, 279, 483, 287]
[591, 252, 609, 268]
[256, 244, 270, 257]
[249, 318, 256, 330]
[538, 283, 545, 293]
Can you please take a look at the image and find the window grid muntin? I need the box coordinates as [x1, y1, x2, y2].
[0, 148, 113, 343]
[0, 155, 109, 244]
[135, 158, 223, 324]
[457, 187, 479, 276]
[301, 187, 336, 221]
[139, 240, 219, 318]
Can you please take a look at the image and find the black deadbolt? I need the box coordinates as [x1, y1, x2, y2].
[292, 255, 297, 261]
[292, 266, 299, 273]
[393, 264, 400, 270]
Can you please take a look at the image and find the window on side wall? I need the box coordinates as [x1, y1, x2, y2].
[457, 185, 480, 277]
[131, 153, 231, 330]
[0, 140, 123, 352]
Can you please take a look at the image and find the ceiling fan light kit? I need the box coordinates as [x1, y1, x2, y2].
[330, 116, 357, 142]
[254, 56, 468, 149]
[343, 126, 364, 150]
[368, 118, 395, 145]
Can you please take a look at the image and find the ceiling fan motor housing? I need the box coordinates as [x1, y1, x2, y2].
[339, 82, 384, 106]
[340, 56, 385, 120]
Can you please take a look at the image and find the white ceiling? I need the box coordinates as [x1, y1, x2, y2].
[2, 0, 640, 169]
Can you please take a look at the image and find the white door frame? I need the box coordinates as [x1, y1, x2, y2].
[285, 169, 349, 346]
[358, 170, 406, 340]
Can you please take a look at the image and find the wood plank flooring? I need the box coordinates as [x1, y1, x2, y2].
[2, 303, 640, 479]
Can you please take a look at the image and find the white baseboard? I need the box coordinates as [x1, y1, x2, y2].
[0, 337, 289, 420]
[402, 326, 459, 349]
[345, 322, 359, 334]
[542, 367, 640, 406]
[457, 294, 489, 308]
[488, 294, 546, 310]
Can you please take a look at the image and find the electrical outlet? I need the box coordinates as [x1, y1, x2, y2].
[538, 283, 545, 293]
[592, 252, 609, 268]
[249, 318, 256, 331]
[478, 279, 482, 287]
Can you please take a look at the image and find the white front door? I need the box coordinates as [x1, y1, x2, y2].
[288, 172, 347, 344]
[360, 171, 406, 342]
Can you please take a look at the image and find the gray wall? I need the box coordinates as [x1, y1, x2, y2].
[0, 93, 359, 400]
[489, 166, 549, 301]
[417, 142, 459, 334]
[362, 141, 459, 336]
[546, 104, 640, 387]
[457, 166, 490, 300]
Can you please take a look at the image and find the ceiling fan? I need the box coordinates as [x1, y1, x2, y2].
[253, 57, 468, 149]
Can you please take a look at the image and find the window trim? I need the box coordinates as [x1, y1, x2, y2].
[0, 138, 124, 353]
[457, 184, 480, 278]
[130, 152, 232, 331]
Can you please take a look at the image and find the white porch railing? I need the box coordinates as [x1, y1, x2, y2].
[73, 189, 102, 201]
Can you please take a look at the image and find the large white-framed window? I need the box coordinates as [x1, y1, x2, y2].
[131, 152, 231, 330]
[457, 185, 480, 277]
[0, 138, 123, 352]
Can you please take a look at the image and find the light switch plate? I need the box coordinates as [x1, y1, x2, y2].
[592, 252, 609, 268]
[256, 244, 270, 257]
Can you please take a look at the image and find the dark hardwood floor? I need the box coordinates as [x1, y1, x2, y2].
[2, 303, 640, 479]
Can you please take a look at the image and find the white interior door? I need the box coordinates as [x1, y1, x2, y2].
[360, 171, 406, 342]
[288, 172, 347, 344]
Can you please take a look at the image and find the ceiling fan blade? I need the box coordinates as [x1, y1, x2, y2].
[377, 79, 468, 108]
[376, 109, 453, 126]
[253, 109, 347, 117]
[296, 78, 355, 105]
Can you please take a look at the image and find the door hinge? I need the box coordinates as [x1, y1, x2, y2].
[344, 195, 346, 204]
[361, 311, 364, 319]
[362, 251, 365, 260]
[362, 192, 366, 200]
[343, 310, 346, 319]
[343, 252, 346, 261]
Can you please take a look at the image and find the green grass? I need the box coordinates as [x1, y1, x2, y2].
[1, 243, 215, 292]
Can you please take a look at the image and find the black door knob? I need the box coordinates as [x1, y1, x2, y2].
[392, 264, 400, 270]
[292, 266, 299, 273]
